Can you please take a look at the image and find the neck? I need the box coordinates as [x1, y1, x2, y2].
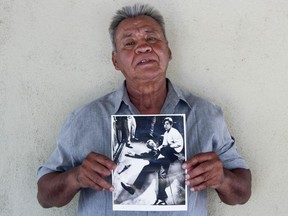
[126, 78, 167, 114]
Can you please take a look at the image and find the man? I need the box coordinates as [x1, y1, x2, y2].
[115, 116, 136, 149]
[154, 117, 184, 205]
[160, 117, 184, 161]
[124, 139, 159, 160]
[127, 115, 137, 143]
[37, 4, 251, 216]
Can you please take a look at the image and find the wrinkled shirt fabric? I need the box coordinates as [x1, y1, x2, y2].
[37, 79, 248, 216]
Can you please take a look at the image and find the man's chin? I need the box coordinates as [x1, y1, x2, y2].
[135, 70, 165, 80]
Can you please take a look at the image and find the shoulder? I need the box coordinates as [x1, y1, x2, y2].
[172, 84, 223, 117]
[90, 90, 122, 112]
[171, 127, 180, 133]
[66, 89, 122, 125]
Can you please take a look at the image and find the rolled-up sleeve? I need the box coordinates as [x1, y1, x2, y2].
[192, 98, 249, 170]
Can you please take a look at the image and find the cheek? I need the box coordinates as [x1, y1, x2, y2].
[158, 48, 171, 62]
[119, 54, 133, 67]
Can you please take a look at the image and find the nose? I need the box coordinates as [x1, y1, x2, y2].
[135, 41, 152, 54]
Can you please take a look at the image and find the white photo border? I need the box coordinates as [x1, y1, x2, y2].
[111, 114, 187, 211]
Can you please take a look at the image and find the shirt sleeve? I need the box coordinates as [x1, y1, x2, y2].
[36, 112, 79, 182]
[211, 106, 249, 170]
[195, 100, 249, 170]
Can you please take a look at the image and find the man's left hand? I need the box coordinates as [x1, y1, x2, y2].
[182, 152, 224, 191]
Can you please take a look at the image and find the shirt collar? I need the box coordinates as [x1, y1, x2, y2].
[161, 79, 192, 113]
[113, 79, 191, 114]
[113, 81, 139, 115]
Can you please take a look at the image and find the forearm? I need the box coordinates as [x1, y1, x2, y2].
[37, 167, 81, 208]
[215, 168, 252, 205]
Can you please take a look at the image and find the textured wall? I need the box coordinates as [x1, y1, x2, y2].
[1, 0, 288, 215]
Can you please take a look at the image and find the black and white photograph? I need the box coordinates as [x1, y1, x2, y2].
[111, 114, 187, 211]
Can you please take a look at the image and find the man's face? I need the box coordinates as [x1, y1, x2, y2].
[163, 121, 172, 131]
[112, 16, 172, 83]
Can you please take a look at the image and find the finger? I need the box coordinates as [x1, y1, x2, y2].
[190, 180, 210, 192]
[182, 152, 217, 170]
[185, 159, 214, 180]
[86, 172, 114, 191]
[185, 164, 223, 191]
[78, 167, 114, 191]
[80, 177, 103, 191]
[88, 152, 117, 171]
[85, 153, 117, 177]
[190, 173, 221, 191]
[82, 157, 111, 178]
[186, 170, 213, 188]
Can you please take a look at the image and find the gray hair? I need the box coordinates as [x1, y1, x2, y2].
[109, 4, 166, 51]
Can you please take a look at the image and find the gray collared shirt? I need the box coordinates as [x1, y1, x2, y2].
[37, 79, 248, 216]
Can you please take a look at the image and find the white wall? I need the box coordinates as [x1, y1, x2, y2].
[1, 0, 288, 215]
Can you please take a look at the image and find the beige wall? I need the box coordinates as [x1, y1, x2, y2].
[1, 0, 288, 215]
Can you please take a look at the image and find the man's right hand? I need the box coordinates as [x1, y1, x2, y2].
[37, 152, 116, 208]
[75, 152, 117, 192]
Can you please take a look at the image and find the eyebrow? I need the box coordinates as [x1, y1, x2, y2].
[144, 28, 159, 34]
[121, 32, 133, 40]
[120, 28, 160, 40]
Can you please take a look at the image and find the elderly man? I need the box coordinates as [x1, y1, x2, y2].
[37, 4, 251, 216]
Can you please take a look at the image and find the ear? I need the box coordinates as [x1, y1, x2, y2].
[112, 51, 120, 71]
[168, 48, 172, 61]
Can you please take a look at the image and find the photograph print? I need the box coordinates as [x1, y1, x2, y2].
[111, 114, 187, 211]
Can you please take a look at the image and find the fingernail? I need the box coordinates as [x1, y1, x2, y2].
[182, 163, 187, 169]
[190, 187, 195, 192]
[185, 181, 190, 186]
[185, 174, 190, 180]
[109, 187, 114, 192]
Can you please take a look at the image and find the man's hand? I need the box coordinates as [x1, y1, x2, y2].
[37, 152, 116, 208]
[182, 151, 252, 205]
[75, 152, 117, 192]
[182, 152, 224, 191]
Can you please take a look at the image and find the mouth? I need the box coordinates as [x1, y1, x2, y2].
[137, 58, 156, 66]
